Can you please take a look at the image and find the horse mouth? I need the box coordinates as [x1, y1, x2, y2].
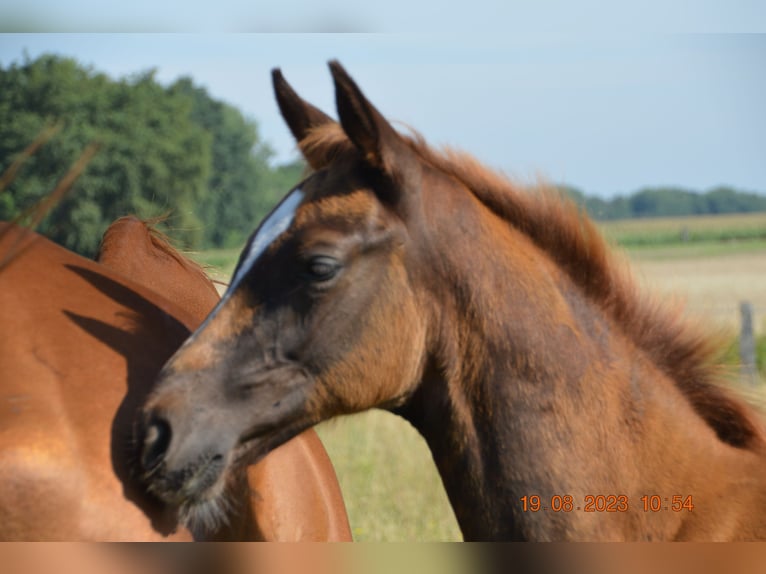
[157, 436, 289, 536]
[141, 452, 236, 534]
[145, 452, 226, 507]
[136, 367, 314, 533]
[234, 410, 316, 467]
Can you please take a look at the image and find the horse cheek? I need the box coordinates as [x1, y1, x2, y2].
[308, 267, 424, 414]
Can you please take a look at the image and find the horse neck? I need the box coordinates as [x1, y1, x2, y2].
[399, 176, 740, 540]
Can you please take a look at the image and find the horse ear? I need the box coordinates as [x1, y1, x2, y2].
[329, 60, 415, 179]
[272, 68, 336, 170]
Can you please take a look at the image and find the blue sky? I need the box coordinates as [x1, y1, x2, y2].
[0, 32, 764, 197]
[2, 1, 766, 33]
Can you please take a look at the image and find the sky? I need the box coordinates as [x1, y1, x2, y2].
[2, 1, 766, 33]
[0, 31, 764, 198]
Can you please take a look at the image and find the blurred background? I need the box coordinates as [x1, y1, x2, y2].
[1, 5, 764, 541]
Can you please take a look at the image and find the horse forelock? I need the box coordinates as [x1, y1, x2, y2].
[300, 124, 357, 167]
[300, 121, 765, 450]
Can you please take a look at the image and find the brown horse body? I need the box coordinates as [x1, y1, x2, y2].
[96, 217, 221, 326]
[0, 219, 350, 540]
[138, 63, 766, 540]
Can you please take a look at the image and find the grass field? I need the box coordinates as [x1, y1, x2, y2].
[601, 211, 766, 248]
[189, 211, 766, 541]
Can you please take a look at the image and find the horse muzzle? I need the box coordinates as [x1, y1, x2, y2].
[136, 402, 236, 509]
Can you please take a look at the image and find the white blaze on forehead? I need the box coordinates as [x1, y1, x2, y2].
[228, 187, 305, 292]
[189, 188, 304, 337]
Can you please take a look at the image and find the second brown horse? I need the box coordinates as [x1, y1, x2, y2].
[0, 218, 350, 540]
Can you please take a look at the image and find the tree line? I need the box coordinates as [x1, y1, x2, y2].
[561, 185, 766, 221]
[1, 54, 764, 256]
[0, 54, 302, 256]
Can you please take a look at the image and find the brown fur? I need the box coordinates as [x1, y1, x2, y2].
[169, 292, 256, 374]
[0, 220, 350, 540]
[98, 216, 219, 325]
[300, 122, 764, 450]
[139, 62, 766, 541]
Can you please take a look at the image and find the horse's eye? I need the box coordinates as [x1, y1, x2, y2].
[304, 255, 341, 282]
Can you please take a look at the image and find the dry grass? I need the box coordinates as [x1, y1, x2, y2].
[630, 250, 766, 331]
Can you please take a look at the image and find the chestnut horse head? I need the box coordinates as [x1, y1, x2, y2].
[139, 62, 766, 540]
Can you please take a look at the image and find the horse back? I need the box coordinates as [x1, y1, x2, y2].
[97, 216, 220, 325]
[0, 222, 351, 541]
[0, 223, 195, 540]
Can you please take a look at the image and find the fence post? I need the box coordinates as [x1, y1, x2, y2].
[740, 301, 758, 385]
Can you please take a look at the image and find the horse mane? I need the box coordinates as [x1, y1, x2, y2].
[100, 215, 219, 287]
[301, 122, 765, 450]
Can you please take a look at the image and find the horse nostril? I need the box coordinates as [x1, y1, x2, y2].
[141, 416, 172, 472]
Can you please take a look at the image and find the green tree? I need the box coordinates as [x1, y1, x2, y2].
[256, 159, 307, 217]
[705, 186, 766, 214]
[169, 78, 307, 249]
[170, 78, 271, 248]
[0, 54, 211, 255]
[629, 187, 706, 218]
